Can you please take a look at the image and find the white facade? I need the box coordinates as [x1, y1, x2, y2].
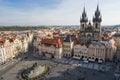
[38, 44, 63, 59]
[73, 45, 88, 59]
[63, 42, 74, 57]
[73, 40, 117, 62]
[0, 47, 6, 64]
[0, 32, 33, 64]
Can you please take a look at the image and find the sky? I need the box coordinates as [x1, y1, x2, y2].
[0, 0, 120, 26]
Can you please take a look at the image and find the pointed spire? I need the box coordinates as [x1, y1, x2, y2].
[83, 3, 86, 13]
[80, 6, 88, 23]
[82, 6, 87, 17]
[95, 4, 100, 16]
[93, 4, 102, 22]
[96, 4, 99, 12]
[96, 4, 100, 14]
[83, 6, 85, 12]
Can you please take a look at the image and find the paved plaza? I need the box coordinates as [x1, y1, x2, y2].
[51, 58, 114, 72]
[0, 54, 116, 80]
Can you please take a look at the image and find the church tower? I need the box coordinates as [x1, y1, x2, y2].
[93, 5, 102, 41]
[79, 7, 88, 44]
[80, 7, 88, 30]
[79, 5, 102, 44]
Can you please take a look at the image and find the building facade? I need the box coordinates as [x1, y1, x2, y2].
[0, 32, 33, 64]
[73, 45, 88, 60]
[73, 40, 117, 62]
[88, 42, 106, 62]
[36, 38, 63, 59]
[63, 35, 74, 58]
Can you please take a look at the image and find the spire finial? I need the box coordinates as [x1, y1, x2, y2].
[80, 3, 88, 23]
[82, 4, 86, 17]
[97, 0, 99, 11]
[93, 0, 102, 23]
[83, 3, 85, 13]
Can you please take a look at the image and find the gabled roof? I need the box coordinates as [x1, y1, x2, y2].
[0, 36, 5, 43]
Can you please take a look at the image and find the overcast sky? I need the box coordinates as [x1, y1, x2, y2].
[0, 0, 119, 26]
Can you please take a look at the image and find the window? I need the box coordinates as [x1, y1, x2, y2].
[82, 24, 84, 29]
[96, 23, 98, 28]
[81, 33, 84, 37]
[87, 34, 91, 37]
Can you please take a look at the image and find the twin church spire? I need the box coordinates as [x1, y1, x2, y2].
[80, 5, 102, 23]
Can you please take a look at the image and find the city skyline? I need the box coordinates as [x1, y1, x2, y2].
[0, 0, 120, 26]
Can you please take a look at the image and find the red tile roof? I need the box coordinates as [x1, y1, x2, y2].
[71, 37, 79, 45]
[9, 38, 15, 42]
[41, 38, 62, 48]
[53, 36, 65, 41]
[0, 36, 5, 43]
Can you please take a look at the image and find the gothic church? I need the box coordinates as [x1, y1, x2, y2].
[80, 5, 102, 44]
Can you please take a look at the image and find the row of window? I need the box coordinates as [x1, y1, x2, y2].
[74, 55, 103, 61]
[81, 23, 99, 29]
[74, 51, 86, 54]
[64, 53, 71, 57]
